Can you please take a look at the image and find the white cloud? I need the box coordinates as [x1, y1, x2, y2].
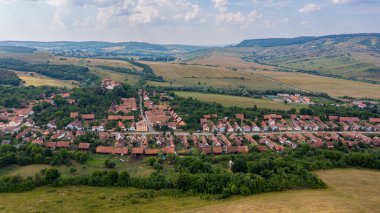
[299, 3, 322, 13]
[213, 0, 261, 25]
[40, 0, 202, 26]
[278, 17, 290, 23]
[331, 0, 351, 4]
[212, 0, 227, 12]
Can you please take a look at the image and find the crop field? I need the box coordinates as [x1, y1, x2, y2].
[145, 62, 290, 90]
[16, 72, 78, 88]
[258, 71, 380, 99]
[188, 51, 274, 71]
[89, 67, 140, 84]
[175, 91, 306, 111]
[0, 169, 378, 212]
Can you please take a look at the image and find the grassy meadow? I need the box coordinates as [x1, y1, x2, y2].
[258, 71, 380, 99]
[0, 169, 378, 212]
[145, 62, 289, 90]
[0, 154, 155, 178]
[175, 91, 306, 111]
[16, 72, 78, 88]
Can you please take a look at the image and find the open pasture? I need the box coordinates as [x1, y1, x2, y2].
[175, 91, 306, 111]
[258, 71, 380, 99]
[145, 62, 289, 90]
[16, 72, 78, 88]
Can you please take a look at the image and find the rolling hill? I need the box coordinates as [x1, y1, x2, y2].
[234, 33, 380, 83]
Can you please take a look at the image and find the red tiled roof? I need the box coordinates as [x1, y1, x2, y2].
[144, 148, 161, 155]
[96, 146, 114, 154]
[79, 143, 90, 149]
[369, 118, 380, 123]
[56, 141, 70, 148]
[227, 146, 238, 153]
[339, 117, 359, 122]
[212, 146, 223, 154]
[70, 112, 79, 118]
[162, 147, 175, 154]
[201, 147, 212, 154]
[81, 114, 95, 120]
[45, 142, 56, 148]
[237, 146, 249, 153]
[329, 116, 339, 121]
[131, 147, 144, 154]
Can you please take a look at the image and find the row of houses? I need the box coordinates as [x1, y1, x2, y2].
[200, 113, 380, 133]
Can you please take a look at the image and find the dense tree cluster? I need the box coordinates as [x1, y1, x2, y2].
[33, 84, 138, 128]
[0, 85, 59, 108]
[0, 144, 88, 168]
[0, 58, 99, 85]
[0, 70, 21, 86]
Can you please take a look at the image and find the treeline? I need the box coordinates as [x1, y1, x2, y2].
[300, 105, 379, 120]
[0, 69, 21, 86]
[146, 85, 333, 100]
[129, 61, 165, 82]
[2, 144, 379, 196]
[0, 85, 60, 108]
[297, 70, 380, 85]
[139, 56, 176, 62]
[96, 61, 164, 83]
[0, 58, 99, 85]
[0, 46, 36, 53]
[0, 144, 88, 169]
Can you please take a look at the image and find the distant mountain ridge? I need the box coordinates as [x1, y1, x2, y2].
[235, 33, 380, 49]
[0, 41, 207, 53]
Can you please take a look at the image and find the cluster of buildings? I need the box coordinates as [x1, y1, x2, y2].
[101, 79, 122, 90]
[0, 105, 35, 134]
[144, 91, 186, 130]
[277, 93, 313, 104]
[200, 113, 380, 133]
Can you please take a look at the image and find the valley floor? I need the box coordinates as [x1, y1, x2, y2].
[0, 169, 379, 213]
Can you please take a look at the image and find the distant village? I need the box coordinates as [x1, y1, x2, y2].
[0, 79, 379, 157]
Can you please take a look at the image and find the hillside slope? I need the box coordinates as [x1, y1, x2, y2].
[235, 34, 380, 83]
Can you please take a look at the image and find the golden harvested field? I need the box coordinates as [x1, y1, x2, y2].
[175, 91, 306, 111]
[184, 169, 380, 213]
[189, 52, 274, 71]
[0, 169, 378, 213]
[258, 71, 380, 99]
[16, 72, 78, 88]
[145, 62, 289, 90]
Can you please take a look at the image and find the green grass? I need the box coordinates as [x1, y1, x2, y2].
[16, 72, 78, 88]
[0, 169, 378, 212]
[175, 91, 307, 111]
[145, 62, 290, 90]
[0, 154, 155, 178]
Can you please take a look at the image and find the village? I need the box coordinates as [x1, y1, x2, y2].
[0, 79, 379, 158]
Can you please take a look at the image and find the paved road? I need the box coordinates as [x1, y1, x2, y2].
[138, 90, 158, 134]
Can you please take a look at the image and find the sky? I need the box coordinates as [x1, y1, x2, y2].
[0, 0, 379, 45]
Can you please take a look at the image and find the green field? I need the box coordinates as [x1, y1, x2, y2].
[0, 154, 154, 178]
[16, 72, 78, 88]
[175, 91, 306, 111]
[259, 71, 380, 99]
[0, 169, 378, 212]
[145, 62, 289, 90]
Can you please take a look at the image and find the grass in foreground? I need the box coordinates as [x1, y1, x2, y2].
[0, 169, 378, 213]
[175, 91, 306, 111]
